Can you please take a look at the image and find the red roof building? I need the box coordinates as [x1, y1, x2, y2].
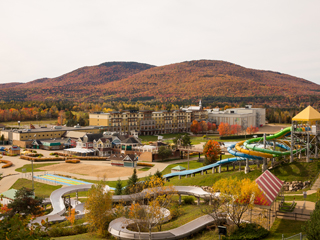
[255, 170, 284, 208]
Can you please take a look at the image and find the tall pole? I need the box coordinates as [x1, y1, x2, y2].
[32, 159, 34, 191]
[187, 149, 190, 170]
[290, 124, 294, 163]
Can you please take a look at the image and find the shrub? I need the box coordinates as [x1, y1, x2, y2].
[222, 223, 269, 240]
[49, 153, 55, 155]
[183, 196, 195, 205]
[47, 225, 87, 237]
[65, 159, 80, 164]
[137, 162, 154, 167]
[0, 160, 13, 168]
[170, 202, 184, 219]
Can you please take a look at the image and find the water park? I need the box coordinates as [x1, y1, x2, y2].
[1, 106, 320, 239]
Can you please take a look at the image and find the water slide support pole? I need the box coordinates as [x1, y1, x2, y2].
[307, 132, 310, 162]
[290, 125, 294, 163]
[245, 158, 250, 174]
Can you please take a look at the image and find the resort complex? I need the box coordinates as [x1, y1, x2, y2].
[0, 105, 320, 240]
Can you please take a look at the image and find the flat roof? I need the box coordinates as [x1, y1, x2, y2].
[2, 126, 101, 133]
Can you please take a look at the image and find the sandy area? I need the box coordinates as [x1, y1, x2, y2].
[38, 163, 136, 178]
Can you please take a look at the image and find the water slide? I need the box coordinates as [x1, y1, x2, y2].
[163, 127, 298, 180]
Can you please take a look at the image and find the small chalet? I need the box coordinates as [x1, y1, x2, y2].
[110, 153, 138, 168]
[9, 146, 20, 155]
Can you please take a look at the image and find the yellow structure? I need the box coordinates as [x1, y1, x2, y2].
[292, 105, 320, 121]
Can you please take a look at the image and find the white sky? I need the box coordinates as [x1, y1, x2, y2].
[0, 0, 319, 85]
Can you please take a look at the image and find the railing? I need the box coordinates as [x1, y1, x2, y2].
[283, 232, 306, 240]
[275, 211, 310, 221]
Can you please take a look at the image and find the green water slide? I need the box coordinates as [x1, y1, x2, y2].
[243, 127, 303, 157]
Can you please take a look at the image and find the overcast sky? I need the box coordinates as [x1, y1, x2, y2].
[1, 0, 319, 85]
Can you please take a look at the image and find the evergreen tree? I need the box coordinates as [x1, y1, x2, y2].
[154, 169, 162, 179]
[115, 179, 123, 195]
[303, 201, 320, 240]
[182, 134, 192, 146]
[125, 168, 139, 194]
[7, 187, 43, 218]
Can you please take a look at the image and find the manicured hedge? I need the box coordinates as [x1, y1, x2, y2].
[137, 162, 154, 167]
[20, 155, 65, 161]
[0, 160, 13, 168]
[65, 159, 81, 164]
[220, 134, 264, 140]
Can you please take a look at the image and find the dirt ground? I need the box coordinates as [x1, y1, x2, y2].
[257, 124, 291, 134]
[38, 163, 136, 178]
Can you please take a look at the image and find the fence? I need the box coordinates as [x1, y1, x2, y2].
[22, 172, 60, 186]
[275, 211, 310, 221]
[283, 232, 306, 240]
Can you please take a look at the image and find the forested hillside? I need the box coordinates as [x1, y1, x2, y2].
[1, 60, 319, 105]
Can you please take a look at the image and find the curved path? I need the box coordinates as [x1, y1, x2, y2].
[33, 184, 216, 224]
[109, 214, 218, 240]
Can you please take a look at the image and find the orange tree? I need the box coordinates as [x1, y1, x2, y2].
[246, 125, 259, 134]
[190, 120, 201, 134]
[203, 140, 221, 165]
[217, 122, 231, 136]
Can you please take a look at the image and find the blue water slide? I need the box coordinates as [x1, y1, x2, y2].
[163, 157, 243, 179]
[227, 144, 263, 160]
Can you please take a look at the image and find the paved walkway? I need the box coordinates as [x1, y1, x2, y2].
[311, 174, 320, 191]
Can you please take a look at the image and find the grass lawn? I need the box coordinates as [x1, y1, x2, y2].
[271, 161, 319, 182]
[54, 233, 108, 240]
[10, 178, 62, 198]
[139, 167, 151, 171]
[264, 218, 305, 239]
[15, 163, 59, 173]
[285, 193, 318, 203]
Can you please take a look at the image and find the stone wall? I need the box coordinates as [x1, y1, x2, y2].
[282, 181, 311, 191]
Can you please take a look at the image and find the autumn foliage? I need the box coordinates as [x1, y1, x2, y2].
[190, 120, 216, 134]
[203, 140, 221, 164]
[246, 125, 259, 134]
[212, 177, 267, 226]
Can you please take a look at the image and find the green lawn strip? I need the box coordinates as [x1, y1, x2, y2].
[284, 193, 318, 203]
[156, 204, 206, 231]
[165, 168, 262, 187]
[10, 178, 62, 198]
[139, 167, 151, 171]
[15, 163, 59, 173]
[264, 218, 305, 240]
[54, 233, 107, 240]
[279, 202, 297, 212]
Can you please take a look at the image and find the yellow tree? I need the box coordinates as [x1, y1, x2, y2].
[127, 176, 176, 240]
[84, 183, 113, 236]
[212, 177, 266, 227]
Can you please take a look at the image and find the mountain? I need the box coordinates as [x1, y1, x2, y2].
[1, 60, 319, 104]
